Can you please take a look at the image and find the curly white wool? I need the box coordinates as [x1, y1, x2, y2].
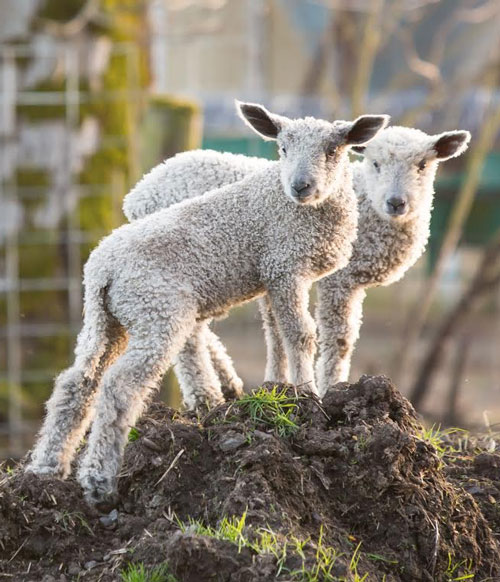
[26, 102, 388, 504]
[123, 125, 470, 396]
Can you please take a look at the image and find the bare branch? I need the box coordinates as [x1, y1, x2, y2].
[456, 1, 500, 24]
[398, 24, 441, 84]
[410, 229, 500, 410]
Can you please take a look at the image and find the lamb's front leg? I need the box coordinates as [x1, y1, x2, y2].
[257, 296, 289, 383]
[267, 280, 317, 394]
[315, 277, 366, 396]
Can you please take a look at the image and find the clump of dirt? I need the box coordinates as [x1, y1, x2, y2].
[443, 434, 500, 538]
[1, 375, 499, 581]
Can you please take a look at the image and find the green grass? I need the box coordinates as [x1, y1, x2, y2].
[120, 562, 176, 582]
[416, 425, 469, 461]
[176, 514, 371, 581]
[54, 510, 94, 536]
[445, 554, 474, 581]
[238, 386, 299, 437]
[128, 427, 140, 442]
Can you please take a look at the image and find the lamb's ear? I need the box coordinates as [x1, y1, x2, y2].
[236, 100, 285, 141]
[351, 145, 366, 155]
[345, 115, 390, 145]
[432, 130, 471, 160]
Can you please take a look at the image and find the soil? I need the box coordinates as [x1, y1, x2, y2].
[1, 375, 499, 581]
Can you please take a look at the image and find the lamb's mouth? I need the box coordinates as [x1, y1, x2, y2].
[294, 189, 321, 205]
[385, 202, 408, 217]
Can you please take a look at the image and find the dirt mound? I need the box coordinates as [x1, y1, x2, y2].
[1, 375, 499, 581]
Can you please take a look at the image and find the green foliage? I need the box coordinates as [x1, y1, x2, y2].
[128, 427, 140, 442]
[37, 0, 88, 23]
[416, 425, 469, 461]
[238, 386, 299, 437]
[54, 510, 94, 536]
[15, 167, 50, 188]
[445, 554, 474, 581]
[176, 514, 371, 581]
[120, 562, 176, 582]
[141, 95, 201, 169]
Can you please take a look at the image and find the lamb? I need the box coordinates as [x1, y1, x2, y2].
[26, 102, 388, 504]
[123, 125, 470, 396]
[314, 126, 470, 393]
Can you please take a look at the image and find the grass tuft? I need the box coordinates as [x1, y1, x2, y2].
[416, 425, 469, 461]
[120, 562, 176, 582]
[176, 514, 371, 581]
[128, 427, 140, 442]
[238, 386, 299, 437]
[445, 553, 474, 581]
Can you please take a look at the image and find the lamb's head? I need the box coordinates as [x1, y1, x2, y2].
[236, 100, 389, 205]
[352, 126, 471, 221]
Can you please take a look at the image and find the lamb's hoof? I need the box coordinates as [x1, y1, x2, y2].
[79, 473, 118, 511]
[221, 380, 245, 401]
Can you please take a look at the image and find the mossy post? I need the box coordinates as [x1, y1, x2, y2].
[1, 1, 152, 446]
[1, 2, 207, 441]
[141, 95, 202, 172]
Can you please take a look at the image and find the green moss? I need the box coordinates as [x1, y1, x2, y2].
[22, 334, 73, 373]
[0, 381, 40, 423]
[15, 167, 50, 188]
[37, 0, 87, 22]
[77, 192, 117, 232]
[17, 78, 92, 122]
[141, 95, 202, 169]
[20, 290, 68, 323]
[19, 243, 60, 279]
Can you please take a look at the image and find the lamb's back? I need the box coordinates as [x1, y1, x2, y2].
[123, 149, 274, 221]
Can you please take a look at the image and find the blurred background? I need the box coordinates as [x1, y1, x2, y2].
[1, 0, 500, 458]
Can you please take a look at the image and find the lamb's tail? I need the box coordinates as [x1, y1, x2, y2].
[73, 263, 114, 370]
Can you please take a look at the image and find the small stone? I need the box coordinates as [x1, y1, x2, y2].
[149, 494, 165, 508]
[67, 562, 80, 576]
[99, 508, 118, 528]
[41, 576, 56, 582]
[219, 433, 247, 452]
[254, 430, 273, 440]
[466, 485, 483, 495]
[142, 437, 162, 452]
[84, 560, 98, 570]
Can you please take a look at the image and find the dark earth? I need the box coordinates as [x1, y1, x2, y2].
[1, 375, 500, 581]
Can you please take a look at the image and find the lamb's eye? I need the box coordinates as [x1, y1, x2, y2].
[373, 161, 380, 171]
[280, 146, 287, 156]
[417, 159, 427, 171]
[326, 145, 336, 157]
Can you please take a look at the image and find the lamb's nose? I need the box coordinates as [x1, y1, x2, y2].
[292, 180, 311, 195]
[387, 197, 406, 210]
[292, 180, 311, 199]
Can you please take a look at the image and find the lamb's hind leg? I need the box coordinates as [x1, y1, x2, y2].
[174, 322, 227, 409]
[26, 315, 127, 479]
[77, 311, 196, 505]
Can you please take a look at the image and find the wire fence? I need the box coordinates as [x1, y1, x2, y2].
[0, 41, 143, 457]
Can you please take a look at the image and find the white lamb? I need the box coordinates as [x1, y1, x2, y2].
[123, 125, 470, 396]
[27, 102, 388, 504]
